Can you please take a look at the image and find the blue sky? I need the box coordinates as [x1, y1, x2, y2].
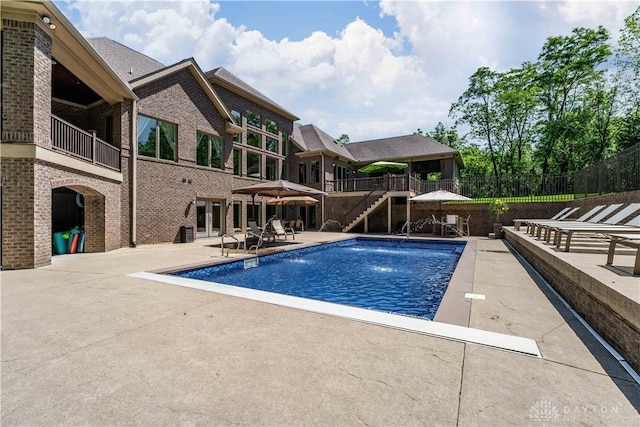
[54, 0, 639, 142]
[218, 1, 399, 41]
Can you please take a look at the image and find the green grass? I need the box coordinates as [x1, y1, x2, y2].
[443, 194, 575, 204]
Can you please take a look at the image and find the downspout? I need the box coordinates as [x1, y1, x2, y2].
[320, 153, 326, 226]
[131, 99, 137, 247]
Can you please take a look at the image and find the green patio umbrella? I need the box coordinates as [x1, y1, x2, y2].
[358, 161, 408, 174]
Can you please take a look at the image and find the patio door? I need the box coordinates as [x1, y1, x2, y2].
[196, 199, 224, 238]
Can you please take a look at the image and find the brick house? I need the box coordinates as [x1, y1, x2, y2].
[1, 0, 462, 269]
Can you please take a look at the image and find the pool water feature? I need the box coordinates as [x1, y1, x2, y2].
[172, 238, 465, 320]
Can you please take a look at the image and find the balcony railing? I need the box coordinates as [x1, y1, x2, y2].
[51, 114, 120, 171]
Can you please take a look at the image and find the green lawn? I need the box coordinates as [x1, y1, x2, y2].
[444, 194, 575, 204]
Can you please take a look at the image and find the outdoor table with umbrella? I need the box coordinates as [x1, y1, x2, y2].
[266, 195, 319, 227]
[409, 189, 472, 235]
[232, 179, 327, 226]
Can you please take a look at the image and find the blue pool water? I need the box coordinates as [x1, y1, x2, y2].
[172, 238, 465, 320]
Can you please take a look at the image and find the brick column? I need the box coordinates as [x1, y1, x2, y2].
[1, 18, 52, 147]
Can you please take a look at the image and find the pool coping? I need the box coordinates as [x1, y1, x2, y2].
[129, 235, 541, 358]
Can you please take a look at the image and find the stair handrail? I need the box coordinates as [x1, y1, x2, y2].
[343, 175, 389, 226]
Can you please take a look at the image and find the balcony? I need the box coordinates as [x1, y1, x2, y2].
[51, 114, 120, 171]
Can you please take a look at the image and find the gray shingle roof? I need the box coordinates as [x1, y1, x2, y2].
[291, 123, 355, 160]
[205, 67, 299, 121]
[88, 37, 165, 82]
[345, 134, 459, 163]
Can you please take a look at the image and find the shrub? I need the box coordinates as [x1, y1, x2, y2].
[489, 198, 509, 222]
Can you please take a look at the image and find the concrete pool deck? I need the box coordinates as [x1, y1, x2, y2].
[2, 233, 639, 425]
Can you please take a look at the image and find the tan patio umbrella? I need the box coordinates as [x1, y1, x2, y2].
[233, 179, 327, 221]
[233, 179, 327, 198]
[266, 196, 320, 206]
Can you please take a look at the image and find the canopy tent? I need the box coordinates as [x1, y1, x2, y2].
[358, 161, 408, 174]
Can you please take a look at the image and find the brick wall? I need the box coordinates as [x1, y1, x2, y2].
[1, 159, 36, 268]
[1, 19, 51, 146]
[87, 102, 115, 144]
[51, 100, 88, 130]
[324, 190, 639, 236]
[133, 68, 234, 244]
[1, 158, 121, 269]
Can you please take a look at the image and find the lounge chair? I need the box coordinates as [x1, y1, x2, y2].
[245, 220, 275, 251]
[529, 204, 612, 240]
[514, 207, 577, 231]
[606, 233, 640, 275]
[555, 208, 640, 252]
[271, 219, 295, 240]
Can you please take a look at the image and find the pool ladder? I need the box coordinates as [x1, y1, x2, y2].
[220, 234, 241, 257]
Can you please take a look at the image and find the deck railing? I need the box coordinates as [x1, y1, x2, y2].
[51, 114, 120, 171]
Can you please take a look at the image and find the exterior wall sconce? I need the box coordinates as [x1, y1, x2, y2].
[42, 15, 56, 30]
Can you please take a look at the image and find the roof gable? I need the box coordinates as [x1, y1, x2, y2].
[292, 123, 355, 160]
[129, 59, 236, 125]
[205, 67, 299, 121]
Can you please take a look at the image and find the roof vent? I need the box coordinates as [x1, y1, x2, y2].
[128, 66, 133, 75]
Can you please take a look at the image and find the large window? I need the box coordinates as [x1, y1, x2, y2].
[265, 119, 277, 134]
[247, 152, 261, 179]
[231, 110, 242, 142]
[137, 115, 177, 161]
[246, 110, 261, 128]
[247, 132, 261, 148]
[281, 131, 289, 156]
[266, 157, 278, 181]
[196, 132, 223, 169]
[233, 149, 241, 176]
[281, 162, 288, 180]
[298, 163, 307, 184]
[311, 161, 320, 184]
[266, 137, 278, 153]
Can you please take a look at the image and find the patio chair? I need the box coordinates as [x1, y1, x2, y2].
[606, 233, 640, 275]
[442, 215, 459, 237]
[529, 204, 610, 240]
[271, 219, 295, 240]
[514, 207, 576, 231]
[295, 219, 305, 232]
[245, 220, 274, 251]
[459, 215, 471, 236]
[555, 209, 640, 252]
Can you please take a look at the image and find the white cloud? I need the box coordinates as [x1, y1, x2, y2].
[58, 0, 638, 142]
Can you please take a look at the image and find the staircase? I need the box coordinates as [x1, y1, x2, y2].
[344, 193, 390, 232]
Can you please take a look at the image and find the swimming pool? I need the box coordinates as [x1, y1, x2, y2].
[172, 238, 465, 320]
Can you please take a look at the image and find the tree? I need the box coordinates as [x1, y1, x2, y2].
[417, 122, 465, 150]
[449, 67, 503, 181]
[615, 6, 640, 150]
[336, 134, 350, 144]
[533, 26, 612, 175]
[494, 64, 538, 175]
